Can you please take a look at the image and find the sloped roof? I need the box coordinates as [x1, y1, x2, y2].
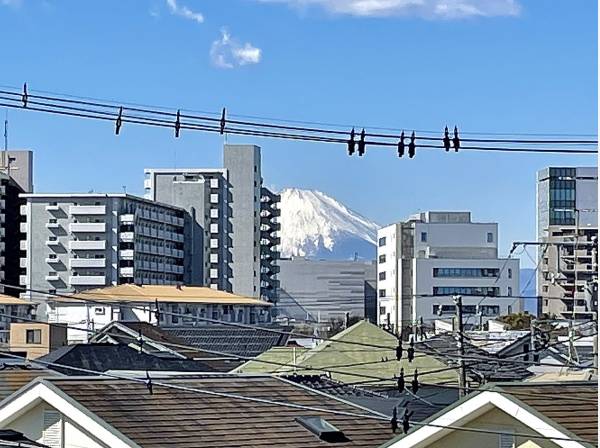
[62, 284, 272, 306]
[0, 367, 59, 402]
[381, 381, 598, 448]
[26, 375, 396, 447]
[37, 343, 219, 375]
[417, 333, 532, 382]
[0, 295, 35, 306]
[464, 330, 530, 355]
[235, 321, 458, 384]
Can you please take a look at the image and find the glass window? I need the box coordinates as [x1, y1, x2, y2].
[379, 272, 386, 281]
[378, 289, 386, 298]
[508, 268, 512, 279]
[487, 232, 494, 243]
[378, 237, 387, 247]
[378, 254, 386, 264]
[421, 232, 427, 242]
[26, 329, 42, 344]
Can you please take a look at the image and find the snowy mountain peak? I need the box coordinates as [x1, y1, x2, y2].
[279, 188, 380, 260]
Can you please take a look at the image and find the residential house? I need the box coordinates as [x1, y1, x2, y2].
[0, 374, 396, 448]
[9, 322, 67, 360]
[0, 295, 38, 345]
[46, 284, 273, 343]
[380, 381, 597, 448]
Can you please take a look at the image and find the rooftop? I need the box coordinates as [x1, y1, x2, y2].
[0, 366, 60, 402]
[57, 284, 272, 306]
[0, 295, 36, 306]
[29, 375, 395, 447]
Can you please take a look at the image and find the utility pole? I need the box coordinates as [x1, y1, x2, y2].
[453, 295, 467, 397]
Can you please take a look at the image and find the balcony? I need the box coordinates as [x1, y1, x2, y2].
[20, 205, 27, 215]
[119, 249, 134, 260]
[45, 273, 60, 281]
[19, 223, 27, 233]
[69, 205, 106, 215]
[46, 239, 61, 246]
[119, 232, 135, 243]
[69, 223, 106, 233]
[120, 214, 135, 224]
[69, 240, 106, 250]
[119, 267, 134, 277]
[69, 275, 106, 286]
[19, 258, 27, 268]
[45, 222, 60, 229]
[19, 275, 27, 286]
[45, 204, 60, 211]
[19, 240, 27, 251]
[70, 258, 106, 268]
[45, 257, 61, 264]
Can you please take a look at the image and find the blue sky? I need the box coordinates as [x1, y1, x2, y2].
[1, 0, 597, 265]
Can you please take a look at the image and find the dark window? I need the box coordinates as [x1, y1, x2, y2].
[421, 232, 427, 242]
[26, 329, 42, 344]
[378, 254, 386, 264]
[378, 272, 386, 281]
[487, 232, 494, 243]
[378, 237, 386, 247]
[378, 289, 386, 298]
[433, 286, 499, 296]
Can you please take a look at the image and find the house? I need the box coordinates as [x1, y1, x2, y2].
[0, 295, 38, 345]
[36, 343, 221, 375]
[380, 381, 597, 448]
[90, 321, 292, 370]
[235, 320, 531, 385]
[9, 322, 68, 359]
[46, 284, 273, 343]
[0, 374, 397, 448]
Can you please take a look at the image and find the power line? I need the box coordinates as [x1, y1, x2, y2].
[0, 86, 596, 157]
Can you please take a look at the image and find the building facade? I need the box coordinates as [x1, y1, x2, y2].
[0, 150, 33, 193]
[276, 257, 376, 323]
[537, 167, 598, 319]
[377, 212, 519, 335]
[0, 173, 25, 296]
[19, 194, 186, 306]
[145, 144, 280, 300]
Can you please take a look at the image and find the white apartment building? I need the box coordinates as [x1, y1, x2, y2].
[19, 194, 186, 313]
[377, 211, 519, 335]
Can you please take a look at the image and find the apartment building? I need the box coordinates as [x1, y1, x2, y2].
[0, 173, 25, 296]
[537, 167, 598, 319]
[19, 194, 186, 308]
[145, 144, 280, 300]
[0, 150, 33, 193]
[377, 211, 519, 335]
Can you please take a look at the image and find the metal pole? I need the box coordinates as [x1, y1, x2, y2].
[453, 295, 467, 397]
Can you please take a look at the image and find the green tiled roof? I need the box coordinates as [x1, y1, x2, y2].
[235, 320, 457, 384]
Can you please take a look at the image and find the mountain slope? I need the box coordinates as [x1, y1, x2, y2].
[279, 188, 379, 260]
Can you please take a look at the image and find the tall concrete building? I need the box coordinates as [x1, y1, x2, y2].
[145, 144, 280, 300]
[276, 257, 376, 323]
[537, 167, 598, 319]
[377, 211, 519, 335]
[0, 173, 25, 296]
[143, 168, 230, 290]
[19, 194, 186, 307]
[0, 150, 33, 193]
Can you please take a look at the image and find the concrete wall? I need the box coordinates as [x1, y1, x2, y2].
[0, 150, 33, 193]
[224, 145, 261, 297]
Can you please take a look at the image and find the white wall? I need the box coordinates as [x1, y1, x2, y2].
[376, 224, 401, 327]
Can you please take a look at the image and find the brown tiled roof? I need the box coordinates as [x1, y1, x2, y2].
[498, 382, 598, 444]
[45, 375, 395, 447]
[0, 367, 59, 401]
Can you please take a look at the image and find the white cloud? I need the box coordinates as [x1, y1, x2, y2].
[1, 0, 23, 7]
[165, 0, 204, 23]
[256, 0, 521, 19]
[210, 28, 262, 69]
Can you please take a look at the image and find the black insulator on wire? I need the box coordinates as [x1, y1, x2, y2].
[443, 126, 451, 151]
[411, 370, 419, 394]
[358, 128, 366, 156]
[154, 299, 161, 322]
[396, 340, 403, 361]
[220, 108, 226, 134]
[22, 83, 28, 108]
[115, 107, 123, 135]
[408, 131, 416, 158]
[137, 329, 144, 354]
[175, 110, 181, 138]
[402, 408, 413, 434]
[398, 131, 405, 157]
[453, 126, 460, 151]
[145, 370, 153, 395]
[407, 338, 415, 363]
[391, 407, 398, 433]
[347, 128, 356, 156]
[397, 368, 405, 392]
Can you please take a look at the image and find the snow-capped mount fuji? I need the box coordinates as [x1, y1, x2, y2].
[279, 188, 380, 260]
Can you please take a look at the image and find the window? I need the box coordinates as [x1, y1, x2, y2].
[433, 286, 499, 296]
[508, 268, 512, 279]
[498, 432, 515, 448]
[378, 272, 386, 281]
[378, 237, 386, 247]
[378, 289, 386, 298]
[487, 232, 494, 243]
[26, 329, 42, 344]
[508, 287, 513, 296]
[48, 254, 57, 259]
[433, 268, 499, 278]
[379, 306, 386, 315]
[378, 254, 386, 264]
[420, 232, 427, 242]
[94, 307, 105, 315]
